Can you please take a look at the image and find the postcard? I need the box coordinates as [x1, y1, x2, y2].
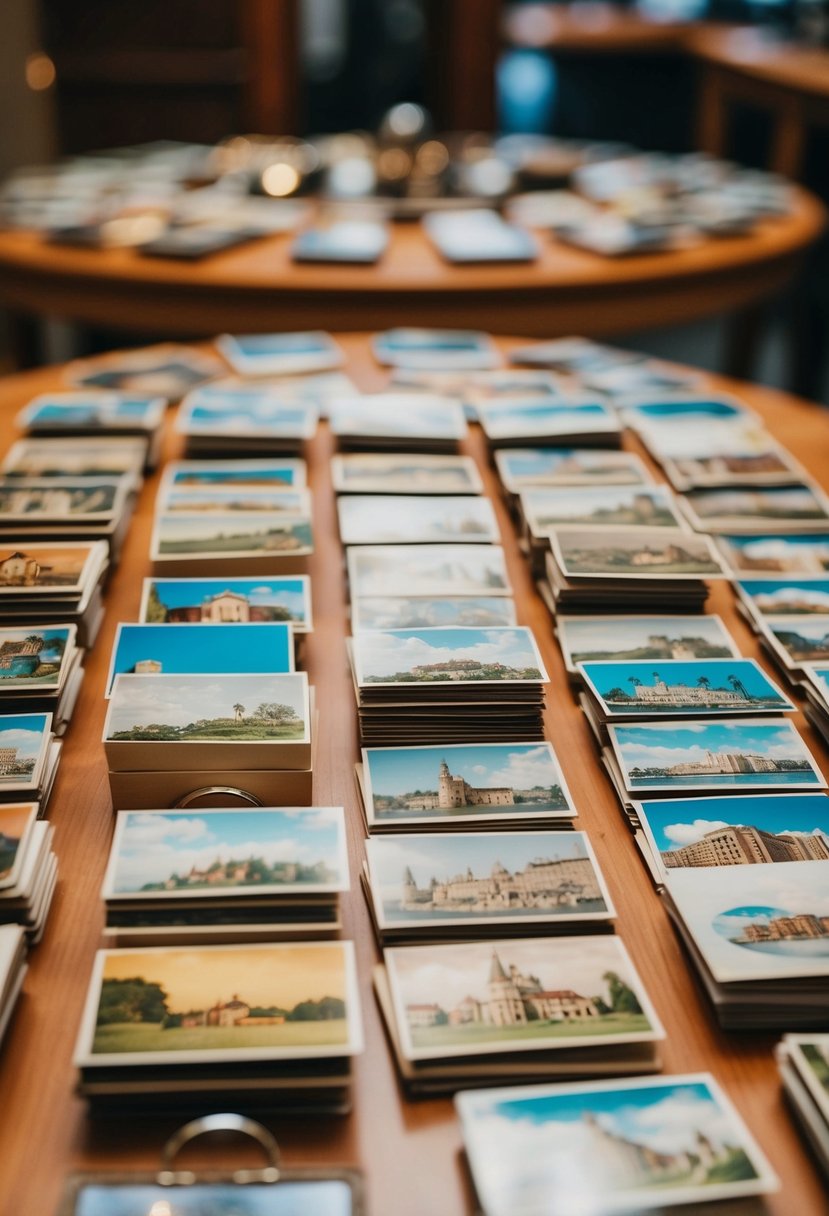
[522, 486, 683, 534]
[0, 802, 38, 889]
[495, 448, 652, 492]
[17, 392, 165, 433]
[68, 344, 223, 398]
[68, 1180, 360, 1216]
[362, 741, 575, 827]
[372, 328, 500, 370]
[151, 513, 312, 561]
[0, 477, 130, 521]
[0, 625, 75, 690]
[140, 576, 312, 632]
[667, 859, 829, 981]
[608, 719, 826, 794]
[159, 486, 311, 516]
[805, 664, 829, 705]
[679, 484, 829, 533]
[217, 331, 345, 376]
[635, 792, 829, 878]
[106, 622, 294, 695]
[622, 394, 757, 429]
[347, 545, 511, 599]
[661, 445, 808, 491]
[638, 420, 772, 462]
[385, 935, 663, 1061]
[103, 807, 349, 901]
[338, 495, 498, 546]
[477, 399, 618, 442]
[74, 940, 362, 1067]
[367, 831, 613, 930]
[456, 1073, 778, 1216]
[579, 360, 702, 398]
[508, 337, 644, 374]
[331, 453, 483, 495]
[176, 387, 318, 440]
[459, 370, 565, 407]
[736, 577, 829, 617]
[760, 615, 829, 670]
[0, 712, 52, 791]
[328, 395, 468, 442]
[1, 437, 148, 480]
[784, 1036, 829, 1125]
[351, 595, 516, 632]
[718, 533, 829, 577]
[580, 658, 794, 718]
[551, 527, 726, 580]
[351, 627, 548, 688]
[163, 458, 306, 489]
[557, 614, 738, 672]
[0, 541, 106, 595]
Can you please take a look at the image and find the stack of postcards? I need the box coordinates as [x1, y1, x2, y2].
[494, 447, 654, 516]
[347, 626, 548, 745]
[0, 539, 109, 648]
[675, 482, 829, 537]
[362, 829, 614, 946]
[2, 435, 147, 484]
[541, 525, 727, 612]
[15, 391, 166, 470]
[329, 394, 468, 453]
[0, 924, 27, 1048]
[476, 396, 622, 450]
[355, 740, 577, 835]
[802, 664, 829, 746]
[101, 806, 349, 945]
[347, 543, 516, 635]
[751, 612, 829, 685]
[0, 624, 84, 733]
[0, 473, 138, 561]
[176, 382, 319, 458]
[0, 802, 56, 942]
[0, 712, 61, 812]
[373, 935, 664, 1095]
[73, 940, 363, 1113]
[103, 671, 314, 810]
[216, 330, 346, 380]
[508, 336, 702, 400]
[456, 1073, 778, 1216]
[777, 1033, 829, 1179]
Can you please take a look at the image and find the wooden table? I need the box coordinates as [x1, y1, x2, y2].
[2, 334, 829, 1216]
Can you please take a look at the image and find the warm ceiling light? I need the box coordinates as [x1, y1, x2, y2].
[261, 162, 301, 197]
[25, 52, 56, 91]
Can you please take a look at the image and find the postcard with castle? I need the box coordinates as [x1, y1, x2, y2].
[346, 545, 511, 599]
[102, 808, 349, 903]
[2, 437, 148, 481]
[549, 526, 726, 581]
[579, 659, 794, 720]
[331, 453, 483, 495]
[0, 713, 52, 792]
[0, 541, 107, 596]
[365, 831, 613, 934]
[495, 448, 653, 492]
[608, 719, 826, 796]
[735, 576, 829, 620]
[162, 458, 307, 490]
[556, 614, 739, 675]
[351, 627, 548, 689]
[360, 742, 576, 829]
[633, 792, 829, 883]
[521, 485, 684, 537]
[74, 940, 363, 1068]
[456, 1073, 778, 1216]
[0, 803, 38, 891]
[717, 532, 829, 578]
[384, 935, 663, 1062]
[140, 576, 312, 633]
[351, 595, 517, 633]
[105, 622, 294, 695]
[0, 625, 76, 691]
[328, 394, 468, 442]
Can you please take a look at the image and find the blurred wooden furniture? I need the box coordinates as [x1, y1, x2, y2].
[2, 333, 829, 1216]
[502, 3, 692, 55]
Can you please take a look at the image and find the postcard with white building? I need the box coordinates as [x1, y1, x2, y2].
[0, 712, 52, 793]
[579, 659, 794, 720]
[550, 526, 726, 581]
[139, 576, 312, 633]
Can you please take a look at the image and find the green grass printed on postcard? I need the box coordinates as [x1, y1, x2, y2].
[411, 1011, 651, 1048]
[93, 1018, 348, 1054]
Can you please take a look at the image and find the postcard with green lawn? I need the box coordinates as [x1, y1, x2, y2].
[331, 453, 483, 495]
[556, 613, 739, 675]
[735, 577, 829, 619]
[0, 625, 76, 691]
[351, 627, 547, 689]
[103, 672, 311, 772]
[521, 485, 684, 536]
[365, 831, 613, 938]
[347, 544, 511, 599]
[351, 595, 516, 633]
[456, 1073, 778, 1216]
[162, 457, 307, 490]
[105, 621, 294, 695]
[360, 742, 576, 830]
[550, 526, 727, 581]
[607, 718, 826, 797]
[337, 495, 498, 546]
[140, 575, 312, 633]
[74, 940, 363, 1068]
[717, 532, 829, 578]
[0, 802, 38, 890]
[150, 512, 313, 574]
[494, 447, 653, 492]
[579, 658, 794, 721]
[677, 483, 829, 534]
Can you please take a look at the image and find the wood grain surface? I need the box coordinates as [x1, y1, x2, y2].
[1, 335, 829, 1215]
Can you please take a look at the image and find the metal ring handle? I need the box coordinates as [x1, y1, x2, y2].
[173, 786, 263, 808]
[157, 1114, 281, 1185]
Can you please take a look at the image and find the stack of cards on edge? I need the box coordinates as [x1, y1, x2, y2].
[101, 806, 348, 944]
[0, 712, 61, 811]
[16, 392, 166, 470]
[103, 672, 314, 811]
[0, 539, 109, 648]
[777, 1033, 829, 1180]
[802, 663, 829, 746]
[0, 801, 58, 941]
[0, 623, 84, 732]
[73, 940, 363, 1113]
[373, 935, 664, 1095]
[0, 474, 139, 561]
[0, 924, 26, 1047]
[348, 626, 548, 745]
[329, 394, 468, 453]
[494, 448, 654, 511]
[176, 382, 319, 458]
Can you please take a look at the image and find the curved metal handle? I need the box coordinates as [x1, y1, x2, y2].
[173, 786, 263, 809]
[157, 1114, 281, 1185]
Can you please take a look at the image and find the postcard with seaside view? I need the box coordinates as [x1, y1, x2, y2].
[580, 658, 793, 719]
[0, 625, 75, 690]
[351, 627, 547, 688]
[140, 576, 312, 632]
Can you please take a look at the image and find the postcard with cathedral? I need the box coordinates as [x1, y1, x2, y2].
[555, 614, 739, 675]
[365, 831, 613, 936]
[456, 1073, 778, 1216]
[74, 941, 363, 1067]
[139, 576, 312, 633]
[579, 658, 794, 720]
[384, 935, 663, 1062]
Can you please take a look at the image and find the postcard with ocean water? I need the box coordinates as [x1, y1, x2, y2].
[151, 513, 313, 561]
[140, 576, 312, 632]
[0, 712, 51, 790]
[164, 458, 306, 489]
[495, 448, 653, 491]
[759, 615, 829, 669]
[17, 393, 165, 433]
[551, 527, 726, 581]
[70, 1181, 358, 1216]
[367, 831, 613, 930]
[609, 719, 826, 795]
[622, 394, 757, 429]
[328, 395, 468, 441]
[351, 595, 516, 632]
[456, 1073, 778, 1216]
[556, 614, 738, 672]
[362, 742, 575, 827]
[635, 792, 829, 880]
[477, 400, 618, 442]
[74, 940, 362, 1067]
[521, 486, 683, 534]
[103, 807, 349, 901]
[337, 495, 498, 546]
[667, 859, 829, 982]
[331, 453, 483, 495]
[736, 577, 829, 616]
[718, 533, 829, 577]
[352, 627, 548, 688]
[0, 541, 105, 595]
[0, 625, 75, 690]
[0, 802, 38, 889]
[347, 545, 511, 599]
[105, 622, 294, 695]
[385, 935, 663, 1062]
[579, 658, 794, 718]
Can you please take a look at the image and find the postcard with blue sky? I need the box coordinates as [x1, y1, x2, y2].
[634, 792, 829, 877]
[165, 458, 306, 489]
[0, 712, 51, 789]
[0, 802, 38, 889]
[760, 615, 829, 669]
[737, 577, 829, 616]
[140, 576, 311, 631]
[477, 399, 618, 441]
[0, 625, 74, 689]
[456, 1073, 777, 1216]
[177, 390, 318, 439]
[106, 622, 294, 695]
[17, 392, 165, 431]
[580, 659, 793, 718]
[217, 330, 344, 376]
[522, 485, 683, 534]
[103, 807, 348, 900]
[352, 627, 547, 687]
[609, 719, 826, 794]
[495, 447, 652, 491]
[72, 1180, 355, 1216]
[556, 614, 738, 672]
[373, 328, 499, 369]
[806, 664, 829, 704]
[718, 533, 829, 577]
[622, 394, 754, 426]
[338, 495, 498, 546]
[351, 595, 516, 633]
